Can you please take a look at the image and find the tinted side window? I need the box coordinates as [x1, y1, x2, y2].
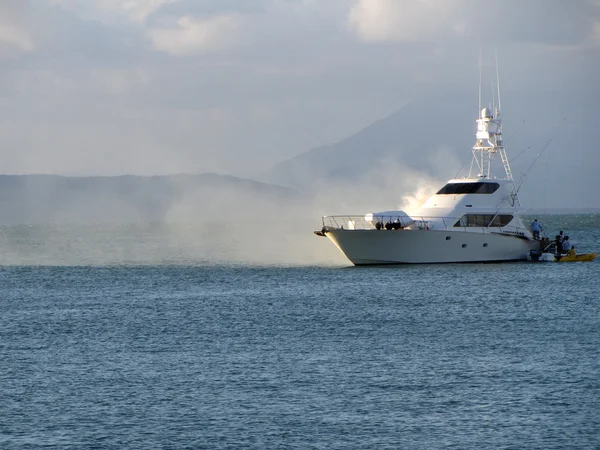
[454, 214, 514, 227]
[475, 183, 501, 194]
[436, 182, 500, 195]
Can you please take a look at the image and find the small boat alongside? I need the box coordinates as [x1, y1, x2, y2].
[530, 251, 598, 263]
[555, 252, 598, 262]
[529, 238, 597, 263]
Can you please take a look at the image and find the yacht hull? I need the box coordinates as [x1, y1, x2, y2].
[325, 229, 539, 265]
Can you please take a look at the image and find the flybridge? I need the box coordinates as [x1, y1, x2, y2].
[471, 106, 512, 181]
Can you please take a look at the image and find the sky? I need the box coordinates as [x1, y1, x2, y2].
[1, 0, 599, 181]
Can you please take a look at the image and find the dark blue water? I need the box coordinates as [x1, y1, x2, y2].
[1, 216, 599, 448]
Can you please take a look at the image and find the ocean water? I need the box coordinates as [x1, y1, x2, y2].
[1, 215, 599, 449]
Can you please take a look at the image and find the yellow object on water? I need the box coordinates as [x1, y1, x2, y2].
[555, 252, 598, 262]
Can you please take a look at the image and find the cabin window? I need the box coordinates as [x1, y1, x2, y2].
[436, 182, 500, 195]
[453, 214, 514, 227]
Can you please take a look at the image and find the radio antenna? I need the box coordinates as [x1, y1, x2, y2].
[478, 48, 482, 112]
[495, 48, 502, 113]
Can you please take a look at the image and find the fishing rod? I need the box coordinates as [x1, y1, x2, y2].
[515, 116, 567, 195]
[510, 146, 531, 164]
[490, 116, 566, 215]
[504, 119, 527, 148]
[503, 119, 530, 164]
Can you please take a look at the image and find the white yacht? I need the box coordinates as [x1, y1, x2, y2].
[315, 88, 540, 265]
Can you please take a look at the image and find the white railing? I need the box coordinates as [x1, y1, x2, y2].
[321, 215, 531, 238]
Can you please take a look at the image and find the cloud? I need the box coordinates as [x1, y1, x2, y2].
[147, 14, 243, 56]
[0, 1, 36, 56]
[116, 0, 178, 22]
[0, 24, 35, 53]
[9, 67, 151, 100]
[592, 19, 600, 45]
[348, 0, 464, 43]
[91, 68, 152, 95]
[348, 0, 600, 47]
[12, 69, 79, 96]
[47, 0, 178, 24]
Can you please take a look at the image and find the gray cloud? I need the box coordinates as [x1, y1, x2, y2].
[0, 0, 37, 56]
[349, 0, 600, 46]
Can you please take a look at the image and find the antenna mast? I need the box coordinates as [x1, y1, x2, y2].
[495, 48, 502, 113]
[469, 52, 518, 205]
[478, 49, 482, 112]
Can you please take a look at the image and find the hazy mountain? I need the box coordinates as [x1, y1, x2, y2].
[261, 90, 598, 210]
[0, 174, 304, 224]
[261, 91, 479, 191]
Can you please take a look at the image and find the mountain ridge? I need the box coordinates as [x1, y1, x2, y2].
[0, 173, 304, 224]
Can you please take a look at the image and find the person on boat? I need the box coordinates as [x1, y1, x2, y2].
[566, 245, 576, 257]
[562, 236, 572, 254]
[530, 219, 542, 240]
[555, 231, 564, 254]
